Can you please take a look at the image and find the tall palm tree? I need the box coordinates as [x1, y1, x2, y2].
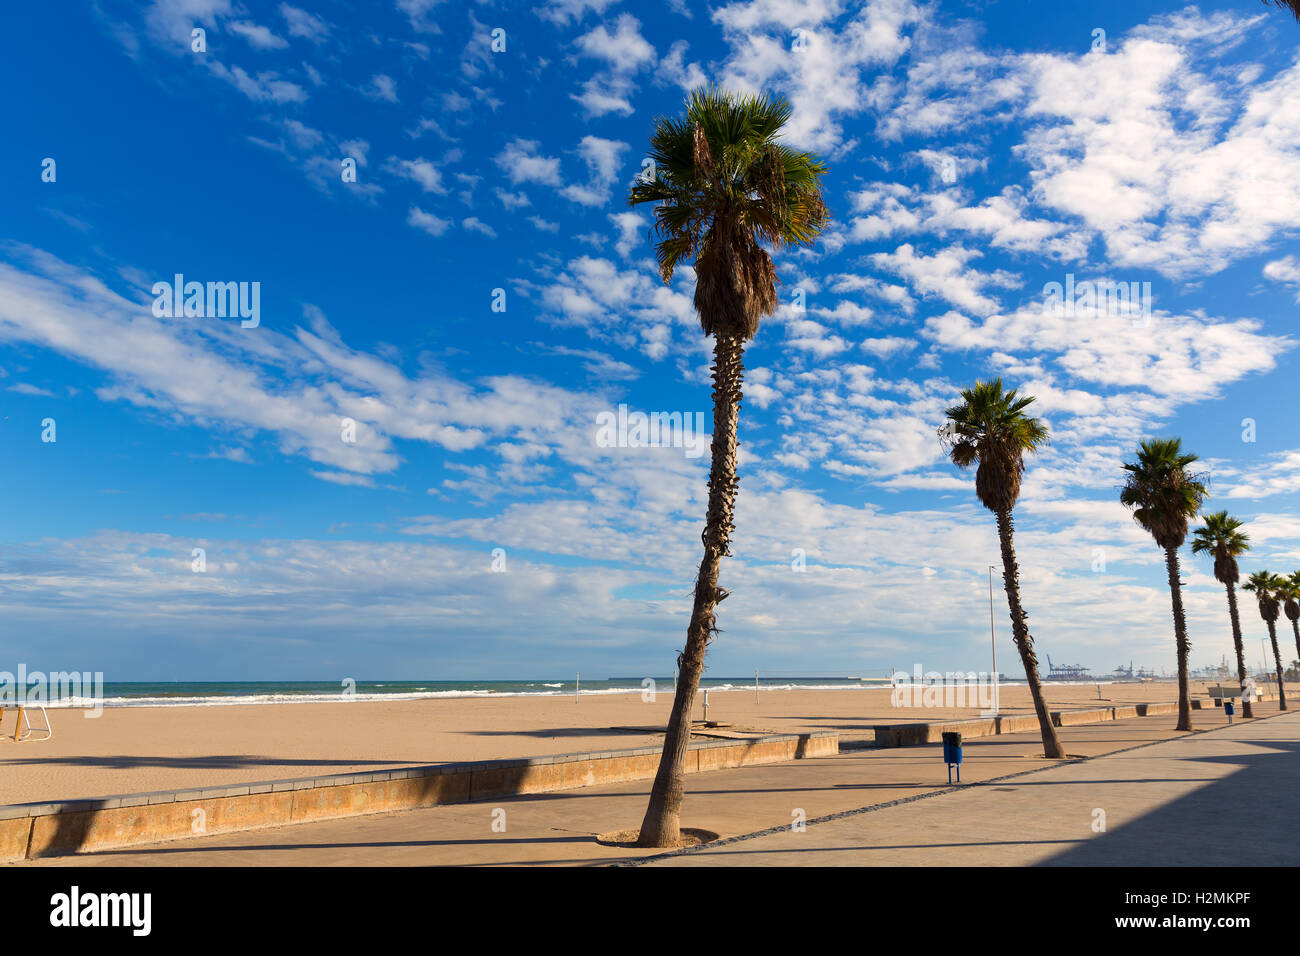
[1190, 512, 1254, 718]
[941, 379, 1064, 758]
[628, 88, 828, 848]
[1243, 571, 1288, 710]
[1120, 438, 1207, 731]
[1279, 573, 1300, 676]
[1264, 1, 1300, 21]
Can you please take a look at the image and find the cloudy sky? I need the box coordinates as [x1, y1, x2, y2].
[1, 0, 1298, 681]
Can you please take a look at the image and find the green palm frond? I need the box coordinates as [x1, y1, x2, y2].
[1243, 570, 1279, 595]
[940, 378, 1049, 513]
[1119, 438, 1208, 551]
[1277, 576, 1300, 622]
[1244, 570, 1285, 621]
[628, 86, 829, 340]
[1191, 511, 1250, 585]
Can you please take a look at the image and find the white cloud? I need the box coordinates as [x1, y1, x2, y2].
[387, 157, 447, 193]
[561, 136, 629, 206]
[1016, 34, 1300, 276]
[462, 216, 497, 238]
[206, 62, 307, 103]
[1219, 451, 1300, 500]
[716, 0, 921, 153]
[279, 4, 329, 41]
[407, 206, 451, 236]
[660, 40, 708, 90]
[227, 20, 288, 49]
[924, 305, 1289, 402]
[860, 336, 916, 358]
[143, 0, 232, 47]
[495, 188, 531, 210]
[363, 74, 398, 103]
[1263, 256, 1300, 301]
[609, 211, 644, 258]
[395, 0, 444, 33]
[495, 139, 563, 186]
[536, 0, 620, 26]
[575, 13, 655, 67]
[571, 14, 657, 117]
[871, 243, 1016, 316]
[1264, 256, 1300, 283]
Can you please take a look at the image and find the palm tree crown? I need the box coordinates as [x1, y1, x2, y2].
[629, 87, 829, 340]
[1191, 511, 1250, 585]
[942, 378, 1049, 514]
[1244, 571, 1284, 621]
[1120, 438, 1208, 550]
[1278, 576, 1300, 624]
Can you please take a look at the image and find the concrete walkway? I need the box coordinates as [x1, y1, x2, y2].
[16, 703, 1291, 867]
[645, 709, 1300, 867]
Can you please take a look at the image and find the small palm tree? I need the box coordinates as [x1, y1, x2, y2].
[1264, 1, 1300, 21]
[1243, 571, 1288, 710]
[1120, 438, 1207, 731]
[628, 87, 829, 848]
[1191, 512, 1254, 718]
[942, 379, 1064, 758]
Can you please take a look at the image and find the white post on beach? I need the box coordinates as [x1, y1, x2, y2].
[576, 672, 579, 704]
[703, 688, 709, 724]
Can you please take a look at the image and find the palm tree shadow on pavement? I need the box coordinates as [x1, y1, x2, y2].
[1038, 739, 1300, 866]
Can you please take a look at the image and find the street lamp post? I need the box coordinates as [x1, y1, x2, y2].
[988, 565, 999, 716]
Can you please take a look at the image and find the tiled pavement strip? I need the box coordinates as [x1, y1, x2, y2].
[640, 708, 1300, 867]
[16, 703, 1294, 867]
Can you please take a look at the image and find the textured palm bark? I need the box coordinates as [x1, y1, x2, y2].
[637, 331, 745, 848]
[1291, 618, 1300, 680]
[993, 509, 1065, 759]
[1226, 581, 1253, 719]
[1164, 547, 1193, 731]
[1266, 619, 1288, 710]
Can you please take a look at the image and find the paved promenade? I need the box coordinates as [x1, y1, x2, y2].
[647, 709, 1300, 867]
[16, 704, 1294, 867]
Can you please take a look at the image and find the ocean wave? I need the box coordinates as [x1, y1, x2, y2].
[7, 679, 1065, 709]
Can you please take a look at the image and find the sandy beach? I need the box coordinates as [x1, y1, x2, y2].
[2, 680, 1286, 806]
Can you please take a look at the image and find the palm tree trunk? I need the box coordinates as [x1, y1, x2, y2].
[993, 508, 1065, 758]
[1267, 620, 1287, 710]
[1291, 618, 1300, 680]
[637, 331, 745, 848]
[1226, 582, 1252, 718]
[1164, 547, 1193, 731]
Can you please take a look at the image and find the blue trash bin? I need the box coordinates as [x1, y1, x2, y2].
[942, 731, 963, 783]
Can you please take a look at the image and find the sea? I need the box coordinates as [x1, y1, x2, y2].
[28, 677, 902, 709]
[7, 675, 1156, 709]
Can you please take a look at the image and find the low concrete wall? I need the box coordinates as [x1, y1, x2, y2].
[0, 731, 838, 862]
[874, 696, 1235, 748]
[1137, 702, 1178, 716]
[873, 717, 997, 748]
[995, 714, 1041, 735]
[1051, 707, 1114, 727]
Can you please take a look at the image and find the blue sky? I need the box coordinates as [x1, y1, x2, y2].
[1, 0, 1298, 680]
